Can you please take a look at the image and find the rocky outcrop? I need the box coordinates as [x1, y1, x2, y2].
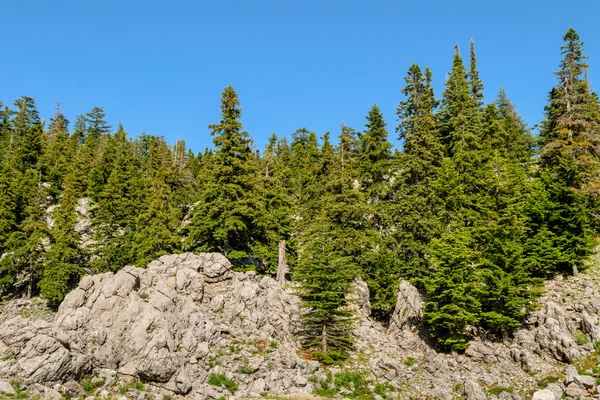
[388, 280, 422, 336]
[0, 253, 316, 398]
[3, 254, 600, 399]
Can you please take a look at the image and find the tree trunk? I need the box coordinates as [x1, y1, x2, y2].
[321, 324, 328, 353]
[276, 240, 286, 284]
[573, 263, 579, 277]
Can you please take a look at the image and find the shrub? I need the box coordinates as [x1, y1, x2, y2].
[138, 292, 149, 300]
[208, 373, 238, 394]
[404, 357, 415, 366]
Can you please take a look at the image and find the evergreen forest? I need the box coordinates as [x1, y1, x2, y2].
[1, 29, 599, 359]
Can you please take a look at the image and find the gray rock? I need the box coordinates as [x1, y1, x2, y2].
[564, 382, 585, 398]
[464, 380, 487, 400]
[347, 276, 371, 316]
[532, 389, 557, 400]
[29, 384, 62, 400]
[0, 380, 14, 395]
[565, 365, 579, 386]
[544, 383, 563, 400]
[389, 281, 423, 334]
[574, 374, 596, 389]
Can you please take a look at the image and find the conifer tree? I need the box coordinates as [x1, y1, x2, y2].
[295, 216, 357, 364]
[359, 105, 392, 195]
[186, 85, 264, 259]
[0, 164, 20, 255]
[0, 169, 49, 297]
[393, 64, 443, 287]
[40, 172, 84, 306]
[91, 136, 140, 272]
[437, 46, 482, 159]
[468, 38, 485, 107]
[538, 28, 600, 274]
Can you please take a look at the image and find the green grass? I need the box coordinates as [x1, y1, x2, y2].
[118, 379, 145, 394]
[486, 386, 514, 396]
[237, 366, 254, 374]
[313, 369, 376, 399]
[537, 374, 561, 389]
[208, 373, 238, 394]
[374, 382, 394, 399]
[138, 292, 149, 300]
[82, 378, 106, 394]
[574, 329, 590, 345]
[403, 357, 415, 366]
[9, 380, 29, 399]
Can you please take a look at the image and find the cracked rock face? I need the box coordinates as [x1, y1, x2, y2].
[0, 253, 317, 398]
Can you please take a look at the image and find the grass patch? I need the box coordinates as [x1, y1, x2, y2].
[537, 374, 561, 389]
[374, 382, 394, 399]
[574, 330, 590, 346]
[82, 378, 106, 394]
[118, 378, 145, 394]
[237, 366, 254, 374]
[486, 386, 514, 396]
[9, 380, 29, 399]
[403, 357, 415, 367]
[313, 369, 376, 399]
[208, 373, 238, 394]
[138, 292, 149, 300]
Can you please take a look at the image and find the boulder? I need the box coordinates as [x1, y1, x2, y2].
[389, 281, 423, 334]
[564, 382, 585, 398]
[531, 389, 555, 400]
[464, 380, 487, 400]
[0, 380, 14, 395]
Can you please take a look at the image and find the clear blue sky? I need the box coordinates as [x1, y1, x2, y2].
[2, 0, 599, 152]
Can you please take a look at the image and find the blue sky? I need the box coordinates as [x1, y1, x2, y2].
[2, 0, 599, 152]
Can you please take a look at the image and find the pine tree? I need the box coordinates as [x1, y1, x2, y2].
[0, 164, 20, 255]
[393, 64, 443, 289]
[359, 105, 392, 194]
[437, 46, 482, 159]
[254, 134, 293, 273]
[40, 172, 84, 306]
[468, 38, 485, 107]
[91, 136, 140, 272]
[0, 169, 49, 297]
[130, 135, 182, 266]
[295, 208, 359, 364]
[423, 47, 490, 348]
[538, 28, 600, 275]
[86, 106, 111, 140]
[185, 85, 264, 259]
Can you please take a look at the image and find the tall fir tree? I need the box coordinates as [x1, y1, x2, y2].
[40, 172, 84, 306]
[185, 85, 264, 260]
[538, 28, 600, 275]
[393, 64, 443, 290]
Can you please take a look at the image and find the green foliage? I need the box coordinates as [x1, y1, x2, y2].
[207, 373, 238, 394]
